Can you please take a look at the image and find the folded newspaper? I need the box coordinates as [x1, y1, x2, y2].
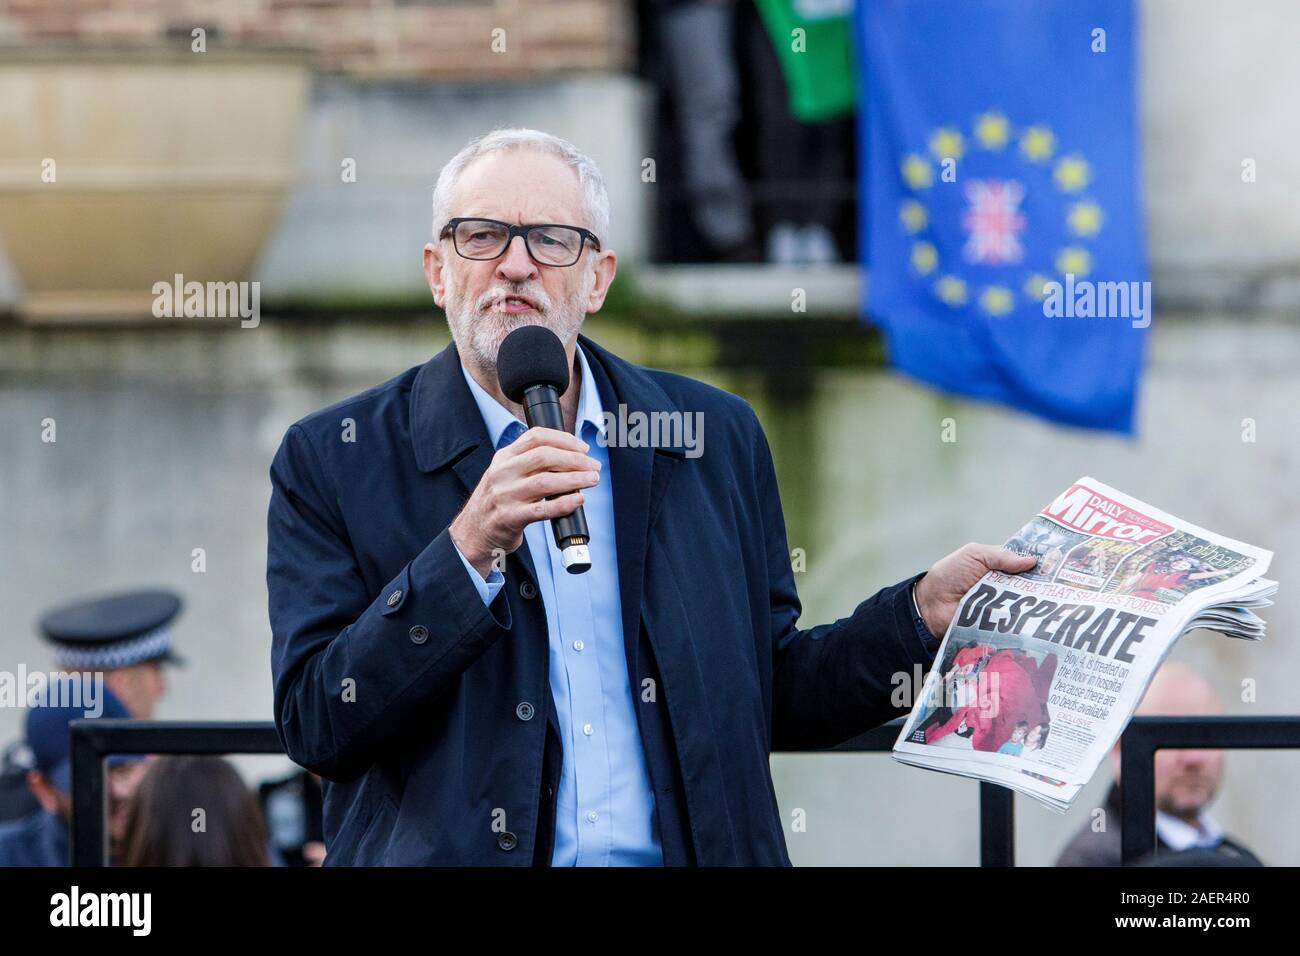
[892, 477, 1277, 813]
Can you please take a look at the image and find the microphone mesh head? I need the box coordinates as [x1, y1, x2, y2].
[496, 325, 570, 403]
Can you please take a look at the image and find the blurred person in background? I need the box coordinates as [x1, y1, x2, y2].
[0, 689, 149, 867]
[38, 589, 185, 719]
[259, 768, 326, 866]
[0, 589, 184, 822]
[1055, 661, 1261, 866]
[746, 0, 854, 265]
[120, 755, 271, 867]
[649, 0, 759, 261]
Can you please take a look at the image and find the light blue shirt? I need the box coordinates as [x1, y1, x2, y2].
[453, 343, 663, 866]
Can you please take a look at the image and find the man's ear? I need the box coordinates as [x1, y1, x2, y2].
[28, 770, 62, 815]
[584, 249, 618, 314]
[424, 242, 448, 309]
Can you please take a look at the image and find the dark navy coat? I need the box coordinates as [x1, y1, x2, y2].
[267, 334, 939, 865]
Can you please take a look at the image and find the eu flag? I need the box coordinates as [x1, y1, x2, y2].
[856, 0, 1147, 433]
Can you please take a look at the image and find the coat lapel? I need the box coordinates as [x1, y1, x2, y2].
[408, 339, 540, 589]
[578, 335, 683, 671]
[405, 334, 683, 648]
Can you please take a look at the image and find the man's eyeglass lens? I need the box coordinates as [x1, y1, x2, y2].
[454, 220, 585, 266]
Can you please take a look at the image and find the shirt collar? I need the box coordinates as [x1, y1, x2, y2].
[1155, 809, 1224, 851]
[459, 339, 605, 449]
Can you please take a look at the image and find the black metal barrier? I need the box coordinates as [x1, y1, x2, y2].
[1119, 714, 1300, 864]
[73, 714, 1300, 866]
[69, 716, 1016, 867]
[69, 719, 283, 867]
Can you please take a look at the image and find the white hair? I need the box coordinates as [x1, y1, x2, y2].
[431, 127, 610, 246]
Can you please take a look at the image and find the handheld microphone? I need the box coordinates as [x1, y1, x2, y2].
[496, 325, 592, 574]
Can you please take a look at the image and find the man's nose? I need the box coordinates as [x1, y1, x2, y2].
[496, 235, 537, 282]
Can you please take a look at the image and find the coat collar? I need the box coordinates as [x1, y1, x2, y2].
[408, 333, 684, 655]
[455, 334, 609, 451]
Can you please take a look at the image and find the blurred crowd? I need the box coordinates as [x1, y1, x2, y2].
[0, 590, 323, 867]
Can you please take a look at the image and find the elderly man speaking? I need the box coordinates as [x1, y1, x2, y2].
[267, 128, 1033, 866]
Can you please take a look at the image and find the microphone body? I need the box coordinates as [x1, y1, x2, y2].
[519, 382, 592, 574]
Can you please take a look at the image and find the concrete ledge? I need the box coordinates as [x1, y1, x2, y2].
[635, 264, 864, 317]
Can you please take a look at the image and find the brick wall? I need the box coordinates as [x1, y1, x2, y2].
[0, 0, 634, 79]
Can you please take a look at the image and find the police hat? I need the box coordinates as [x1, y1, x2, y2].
[39, 590, 185, 671]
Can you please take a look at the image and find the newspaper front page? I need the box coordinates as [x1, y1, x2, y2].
[893, 477, 1276, 812]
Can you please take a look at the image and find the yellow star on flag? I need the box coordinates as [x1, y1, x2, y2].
[899, 200, 928, 233]
[929, 127, 965, 161]
[1056, 246, 1092, 277]
[1023, 272, 1054, 301]
[1054, 155, 1091, 192]
[1067, 200, 1104, 236]
[934, 275, 968, 306]
[979, 286, 1015, 316]
[1019, 125, 1055, 163]
[973, 112, 1010, 150]
[911, 241, 938, 275]
[901, 154, 933, 189]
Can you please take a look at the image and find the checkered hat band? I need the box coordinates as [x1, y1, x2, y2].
[54, 626, 173, 669]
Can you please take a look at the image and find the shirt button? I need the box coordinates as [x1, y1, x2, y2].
[408, 625, 429, 644]
[519, 580, 537, 600]
[497, 831, 518, 851]
[586, 811, 599, 824]
[572, 640, 585, 652]
[386, 590, 402, 607]
[583, 723, 594, 736]
[515, 701, 534, 721]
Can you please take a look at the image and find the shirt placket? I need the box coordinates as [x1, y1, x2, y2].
[503, 419, 613, 866]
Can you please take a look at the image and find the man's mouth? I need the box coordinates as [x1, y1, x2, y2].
[495, 294, 539, 314]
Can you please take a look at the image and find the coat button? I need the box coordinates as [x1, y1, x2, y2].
[515, 701, 534, 721]
[408, 625, 429, 644]
[386, 590, 402, 607]
[498, 831, 518, 851]
[519, 580, 537, 600]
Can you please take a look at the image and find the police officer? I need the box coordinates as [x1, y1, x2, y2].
[0, 590, 184, 823]
[39, 589, 185, 719]
[0, 689, 146, 866]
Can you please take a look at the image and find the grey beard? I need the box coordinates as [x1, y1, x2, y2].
[445, 287, 590, 377]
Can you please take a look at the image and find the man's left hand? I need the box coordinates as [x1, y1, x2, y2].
[914, 543, 1038, 639]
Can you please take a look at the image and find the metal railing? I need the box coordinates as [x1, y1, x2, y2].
[69, 719, 283, 867]
[68, 716, 1015, 867]
[71, 714, 1300, 867]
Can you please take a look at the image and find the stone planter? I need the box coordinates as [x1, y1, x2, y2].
[0, 45, 311, 321]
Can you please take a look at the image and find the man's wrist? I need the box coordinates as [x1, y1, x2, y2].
[911, 578, 940, 642]
[449, 521, 493, 579]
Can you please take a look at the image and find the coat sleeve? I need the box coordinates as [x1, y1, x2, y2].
[749, 409, 942, 750]
[267, 424, 512, 782]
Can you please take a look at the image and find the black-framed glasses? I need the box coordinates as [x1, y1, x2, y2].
[440, 217, 601, 267]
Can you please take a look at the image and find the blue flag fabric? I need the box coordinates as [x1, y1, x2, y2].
[856, 0, 1147, 433]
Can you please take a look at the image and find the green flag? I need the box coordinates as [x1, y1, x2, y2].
[754, 0, 856, 122]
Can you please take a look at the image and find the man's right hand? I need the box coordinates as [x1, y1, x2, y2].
[449, 426, 601, 578]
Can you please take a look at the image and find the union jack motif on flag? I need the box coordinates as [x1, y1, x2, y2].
[961, 179, 1026, 265]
